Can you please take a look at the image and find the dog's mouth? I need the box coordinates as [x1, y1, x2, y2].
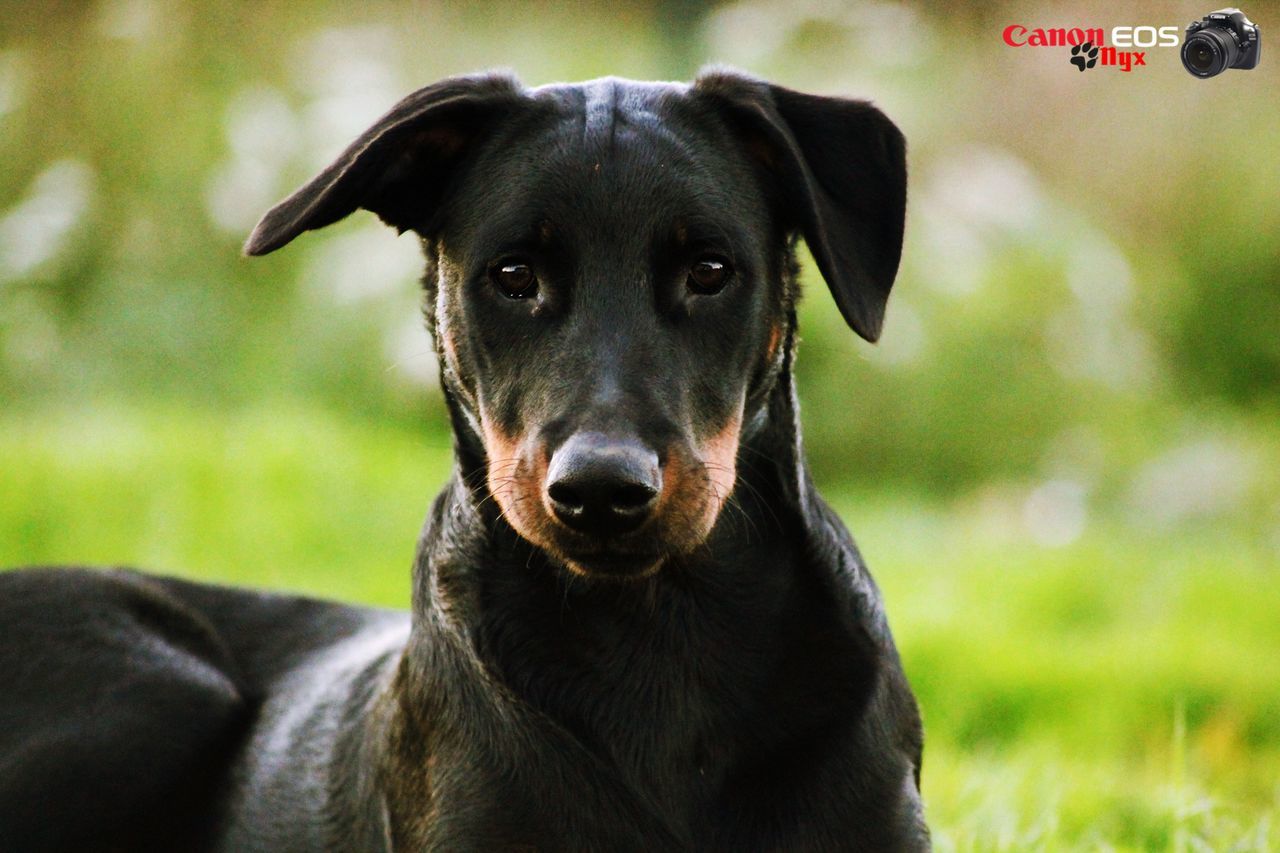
[537, 532, 665, 578]
[552, 543, 666, 580]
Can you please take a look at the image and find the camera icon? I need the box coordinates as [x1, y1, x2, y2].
[1182, 8, 1261, 77]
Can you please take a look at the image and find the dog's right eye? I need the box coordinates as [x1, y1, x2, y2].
[490, 261, 538, 299]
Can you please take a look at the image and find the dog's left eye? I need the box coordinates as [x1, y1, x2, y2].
[687, 257, 733, 295]
[490, 261, 539, 299]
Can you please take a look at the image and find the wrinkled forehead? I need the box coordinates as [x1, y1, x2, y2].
[445, 78, 771, 258]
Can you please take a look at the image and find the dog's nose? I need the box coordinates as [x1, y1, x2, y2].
[546, 433, 661, 536]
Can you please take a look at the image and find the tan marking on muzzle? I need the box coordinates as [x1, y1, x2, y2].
[479, 417, 551, 549]
[652, 405, 745, 557]
[481, 408, 746, 579]
[699, 413, 742, 530]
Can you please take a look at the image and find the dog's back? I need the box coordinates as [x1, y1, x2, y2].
[0, 568, 404, 852]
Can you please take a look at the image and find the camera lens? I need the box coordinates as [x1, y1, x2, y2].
[1181, 29, 1238, 78]
[1188, 42, 1215, 71]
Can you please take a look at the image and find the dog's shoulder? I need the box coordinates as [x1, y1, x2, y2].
[795, 494, 931, 844]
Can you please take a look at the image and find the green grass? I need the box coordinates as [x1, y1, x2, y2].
[1, 402, 453, 605]
[847, 502, 1280, 850]
[2, 404, 1276, 850]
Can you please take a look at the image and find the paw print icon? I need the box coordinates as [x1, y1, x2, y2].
[1071, 41, 1100, 71]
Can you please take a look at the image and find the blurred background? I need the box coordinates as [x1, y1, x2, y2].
[2, 0, 1277, 848]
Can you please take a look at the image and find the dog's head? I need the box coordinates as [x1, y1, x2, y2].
[248, 71, 905, 580]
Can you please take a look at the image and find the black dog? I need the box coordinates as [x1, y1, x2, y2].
[0, 70, 927, 851]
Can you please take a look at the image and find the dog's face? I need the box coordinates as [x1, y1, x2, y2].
[247, 72, 906, 580]
[431, 82, 783, 578]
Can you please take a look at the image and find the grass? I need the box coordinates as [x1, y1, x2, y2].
[853, 509, 1280, 850]
[2, 403, 1276, 850]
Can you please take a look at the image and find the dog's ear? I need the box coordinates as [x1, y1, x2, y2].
[693, 71, 906, 342]
[245, 74, 525, 256]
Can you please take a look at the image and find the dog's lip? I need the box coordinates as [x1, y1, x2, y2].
[544, 521, 657, 552]
[562, 551, 664, 579]
[550, 539, 665, 578]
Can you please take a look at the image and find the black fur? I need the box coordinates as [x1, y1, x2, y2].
[1, 70, 927, 851]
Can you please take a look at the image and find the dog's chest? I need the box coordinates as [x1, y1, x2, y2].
[450, 570, 876, 845]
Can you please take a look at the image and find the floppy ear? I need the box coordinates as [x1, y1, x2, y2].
[245, 74, 525, 256]
[693, 71, 907, 342]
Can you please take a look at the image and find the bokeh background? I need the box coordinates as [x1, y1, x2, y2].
[2, 0, 1278, 848]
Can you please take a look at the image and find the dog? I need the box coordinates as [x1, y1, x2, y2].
[0, 70, 927, 851]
